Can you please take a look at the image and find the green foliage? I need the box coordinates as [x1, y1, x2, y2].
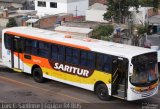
[104, 0, 139, 23]
[92, 25, 114, 41]
[136, 23, 148, 36]
[6, 18, 18, 27]
[104, 0, 159, 23]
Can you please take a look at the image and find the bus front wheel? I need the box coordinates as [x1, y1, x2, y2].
[95, 84, 111, 101]
[32, 68, 45, 83]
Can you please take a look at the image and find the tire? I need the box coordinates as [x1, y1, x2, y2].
[95, 84, 111, 101]
[32, 68, 45, 83]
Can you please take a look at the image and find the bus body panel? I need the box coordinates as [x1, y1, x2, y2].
[11, 52, 112, 92]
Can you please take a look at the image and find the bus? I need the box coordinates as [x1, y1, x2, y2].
[2, 27, 159, 101]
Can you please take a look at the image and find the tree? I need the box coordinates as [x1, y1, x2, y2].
[104, 0, 139, 23]
[6, 18, 18, 27]
[92, 25, 114, 41]
[104, 0, 159, 23]
[133, 22, 149, 46]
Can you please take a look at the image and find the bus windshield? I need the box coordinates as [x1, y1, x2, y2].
[130, 52, 158, 86]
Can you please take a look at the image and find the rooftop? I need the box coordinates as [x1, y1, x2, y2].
[0, 0, 26, 4]
[89, 3, 107, 10]
[55, 26, 93, 34]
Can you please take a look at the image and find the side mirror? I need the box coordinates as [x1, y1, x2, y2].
[129, 64, 133, 76]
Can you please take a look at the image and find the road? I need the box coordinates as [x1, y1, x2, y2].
[0, 66, 159, 109]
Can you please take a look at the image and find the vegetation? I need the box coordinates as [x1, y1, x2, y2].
[6, 18, 18, 27]
[92, 25, 114, 41]
[104, 0, 160, 23]
[104, 0, 139, 23]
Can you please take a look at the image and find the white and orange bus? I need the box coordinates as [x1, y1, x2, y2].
[2, 27, 159, 101]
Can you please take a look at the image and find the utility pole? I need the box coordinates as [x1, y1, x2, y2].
[75, 6, 78, 17]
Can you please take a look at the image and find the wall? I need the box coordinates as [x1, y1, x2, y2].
[67, 0, 89, 16]
[39, 16, 57, 28]
[35, 0, 88, 16]
[35, 0, 68, 15]
[85, 9, 106, 22]
[0, 18, 9, 27]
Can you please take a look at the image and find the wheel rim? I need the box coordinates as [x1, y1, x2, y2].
[98, 87, 107, 98]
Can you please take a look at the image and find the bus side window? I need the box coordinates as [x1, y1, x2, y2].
[65, 47, 79, 65]
[96, 54, 103, 71]
[24, 39, 37, 55]
[87, 52, 95, 69]
[96, 53, 112, 73]
[51, 45, 65, 62]
[58, 45, 65, 62]
[38, 41, 49, 58]
[80, 50, 95, 69]
[4, 34, 12, 50]
[80, 50, 87, 67]
[72, 48, 79, 65]
[103, 55, 112, 73]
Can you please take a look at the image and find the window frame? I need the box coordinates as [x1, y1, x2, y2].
[50, 2, 57, 8]
[37, 1, 46, 7]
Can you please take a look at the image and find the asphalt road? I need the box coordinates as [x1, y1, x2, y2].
[0, 66, 159, 109]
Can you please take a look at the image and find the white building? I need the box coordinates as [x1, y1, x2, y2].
[129, 7, 154, 25]
[35, 0, 89, 16]
[85, 3, 108, 23]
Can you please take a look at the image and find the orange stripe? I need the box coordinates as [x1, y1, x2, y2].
[5, 31, 91, 51]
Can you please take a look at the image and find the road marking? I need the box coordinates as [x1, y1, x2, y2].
[0, 76, 90, 103]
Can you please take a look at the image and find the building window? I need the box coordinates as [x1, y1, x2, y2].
[50, 2, 57, 8]
[38, 1, 46, 7]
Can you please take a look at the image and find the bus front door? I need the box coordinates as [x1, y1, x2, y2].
[11, 36, 23, 71]
[112, 58, 128, 99]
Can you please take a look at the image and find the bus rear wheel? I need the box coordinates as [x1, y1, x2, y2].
[32, 68, 45, 83]
[95, 84, 111, 101]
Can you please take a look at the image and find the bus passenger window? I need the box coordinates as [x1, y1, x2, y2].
[25, 39, 37, 55]
[87, 52, 95, 69]
[96, 54, 103, 71]
[51, 44, 58, 61]
[58, 46, 65, 62]
[38, 42, 49, 58]
[72, 49, 79, 65]
[4, 34, 12, 50]
[103, 55, 112, 72]
[80, 51, 87, 66]
[96, 54, 112, 73]
[66, 47, 72, 63]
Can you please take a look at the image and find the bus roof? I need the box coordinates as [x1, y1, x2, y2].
[3, 27, 156, 59]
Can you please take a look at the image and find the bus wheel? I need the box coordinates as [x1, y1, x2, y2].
[32, 68, 44, 83]
[95, 84, 111, 101]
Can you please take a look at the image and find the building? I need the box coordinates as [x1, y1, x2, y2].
[89, 0, 107, 6]
[23, 13, 73, 29]
[148, 15, 160, 34]
[129, 7, 155, 25]
[85, 3, 108, 22]
[35, 0, 89, 16]
[0, 9, 36, 27]
[0, 0, 26, 10]
[54, 26, 93, 38]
